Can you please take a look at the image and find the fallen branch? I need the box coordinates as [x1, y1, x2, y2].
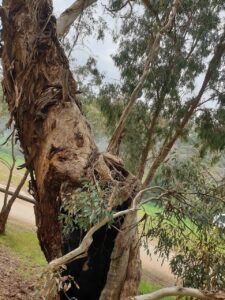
[0, 186, 35, 204]
[130, 286, 224, 300]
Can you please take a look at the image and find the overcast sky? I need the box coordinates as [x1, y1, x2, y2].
[53, 0, 120, 82]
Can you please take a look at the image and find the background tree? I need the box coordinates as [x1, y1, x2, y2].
[0, 129, 29, 234]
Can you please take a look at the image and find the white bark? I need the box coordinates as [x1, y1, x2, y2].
[56, 0, 97, 37]
[132, 286, 221, 300]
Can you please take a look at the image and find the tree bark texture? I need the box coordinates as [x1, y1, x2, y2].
[1, 1, 141, 299]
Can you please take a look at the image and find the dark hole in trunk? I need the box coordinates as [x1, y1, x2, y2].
[60, 201, 129, 300]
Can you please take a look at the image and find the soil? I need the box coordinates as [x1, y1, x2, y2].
[0, 246, 41, 300]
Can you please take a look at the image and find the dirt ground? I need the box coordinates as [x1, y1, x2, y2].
[0, 246, 41, 300]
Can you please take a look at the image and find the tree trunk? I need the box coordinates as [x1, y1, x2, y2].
[1, 1, 141, 299]
[0, 211, 8, 234]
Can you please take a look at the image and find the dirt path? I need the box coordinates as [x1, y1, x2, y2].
[0, 189, 177, 287]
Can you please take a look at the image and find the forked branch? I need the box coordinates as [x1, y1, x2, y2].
[107, 0, 180, 155]
[143, 28, 225, 187]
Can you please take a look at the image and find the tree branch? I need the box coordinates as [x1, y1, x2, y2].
[143, 28, 225, 187]
[107, 0, 180, 155]
[47, 186, 163, 272]
[130, 286, 223, 300]
[0, 185, 35, 204]
[56, 0, 97, 37]
[3, 169, 29, 214]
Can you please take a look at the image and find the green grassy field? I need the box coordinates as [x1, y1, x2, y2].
[0, 224, 46, 267]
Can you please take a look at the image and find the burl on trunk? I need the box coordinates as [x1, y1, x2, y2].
[1, 0, 141, 299]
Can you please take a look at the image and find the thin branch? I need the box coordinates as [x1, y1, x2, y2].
[143, 28, 225, 187]
[107, 0, 180, 155]
[141, 0, 161, 25]
[0, 185, 35, 204]
[0, 131, 13, 146]
[131, 286, 222, 299]
[2, 129, 16, 210]
[4, 169, 29, 210]
[56, 0, 97, 37]
[47, 186, 160, 272]
[137, 58, 177, 180]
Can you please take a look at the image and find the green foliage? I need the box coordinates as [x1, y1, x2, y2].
[99, 86, 150, 172]
[196, 108, 225, 153]
[95, 0, 225, 173]
[142, 157, 225, 290]
[59, 181, 113, 236]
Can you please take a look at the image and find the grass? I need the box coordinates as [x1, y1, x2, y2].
[139, 279, 162, 294]
[0, 223, 184, 299]
[140, 201, 196, 234]
[139, 279, 186, 299]
[0, 223, 46, 267]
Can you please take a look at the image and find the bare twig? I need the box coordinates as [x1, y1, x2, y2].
[2, 129, 16, 209]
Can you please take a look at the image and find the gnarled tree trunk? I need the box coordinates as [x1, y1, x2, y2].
[1, 1, 141, 299]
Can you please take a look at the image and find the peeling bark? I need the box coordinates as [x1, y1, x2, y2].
[1, 1, 141, 299]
